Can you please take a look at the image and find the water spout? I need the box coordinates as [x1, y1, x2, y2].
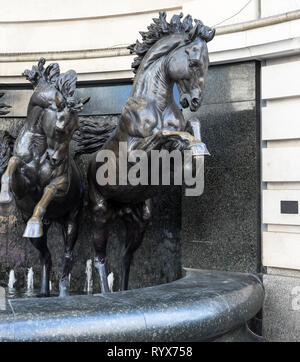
[85, 259, 93, 293]
[107, 272, 114, 292]
[26, 267, 34, 293]
[8, 270, 16, 290]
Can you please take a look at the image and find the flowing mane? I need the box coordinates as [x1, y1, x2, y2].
[128, 11, 215, 74]
[23, 57, 82, 110]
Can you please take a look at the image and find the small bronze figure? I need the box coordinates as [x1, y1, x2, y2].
[0, 93, 11, 116]
[75, 12, 214, 292]
[0, 58, 89, 297]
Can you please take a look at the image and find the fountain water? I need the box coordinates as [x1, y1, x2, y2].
[85, 259, 93, 293]
[26, 267, 34, 294]
[107, 272, 114, 292]
[8, 270, 16, 290]
[0, 286, 5, 311]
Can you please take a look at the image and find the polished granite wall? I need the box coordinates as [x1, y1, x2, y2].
[182, 61, 261, 273]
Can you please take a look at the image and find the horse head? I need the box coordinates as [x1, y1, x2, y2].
[167, 20, 215, 112]
[129, 12, 215, 113]
[23, 58, 90, 165]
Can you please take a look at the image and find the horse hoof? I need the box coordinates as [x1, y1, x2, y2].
[0, 191, 13, 204]
[23, 218, 43, 238]
[189, 142, 210, 156]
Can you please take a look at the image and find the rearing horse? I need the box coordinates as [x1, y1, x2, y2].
[75, 12, 215, 292]
[0, 58, 89, 297]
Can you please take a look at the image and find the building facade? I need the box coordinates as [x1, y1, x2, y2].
[1, 0, 300, 341]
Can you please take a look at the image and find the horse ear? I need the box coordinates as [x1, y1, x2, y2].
[79, 96, 90, 105]
[188, 24, 199, 41]
[206, 28, 216, 42]
[54, 92, 61, 107]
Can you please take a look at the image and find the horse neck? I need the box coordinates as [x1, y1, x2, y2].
[130, 57, 174, 113]
[48, 115, 77, 160]
[27, 85, 51, 131]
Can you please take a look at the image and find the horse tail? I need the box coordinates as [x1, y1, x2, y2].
[73, 118, 117, 159]
[0, 131, 15, 176]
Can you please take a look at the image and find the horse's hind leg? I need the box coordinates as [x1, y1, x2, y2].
[59, 207, 81, 297]
[93, 213, 111, 293]
[90, 194, 113, 293]
[0, 156, 21, 204]
[29, 223, 52, 297]
[121, 199, 152, 291]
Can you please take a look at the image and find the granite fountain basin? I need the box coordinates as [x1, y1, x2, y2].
[0, 268, 264, 342]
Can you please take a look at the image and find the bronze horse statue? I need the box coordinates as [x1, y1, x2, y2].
[75, 12, 215, 292]
[0, 58, 89, 297]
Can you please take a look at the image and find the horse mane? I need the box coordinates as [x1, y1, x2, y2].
[23, 57, 79, 109]
[128, 11, 215, 74]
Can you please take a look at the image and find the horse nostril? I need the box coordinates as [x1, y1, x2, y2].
[189, 59, 201, 67]
[181, 98, 189, 108]
[192, 98, 200, 107]
[180, 94, 191, 109]
[180, 99, 188, 108]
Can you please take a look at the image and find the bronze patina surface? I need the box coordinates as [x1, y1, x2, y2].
[0, 59, 89, 297]
[76, 12, 215, 292]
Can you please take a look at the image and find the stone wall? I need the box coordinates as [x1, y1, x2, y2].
[263, 271, 300, 341]
[182, 61, 261, 274]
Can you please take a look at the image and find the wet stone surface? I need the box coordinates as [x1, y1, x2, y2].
[0, 269, 264, 342]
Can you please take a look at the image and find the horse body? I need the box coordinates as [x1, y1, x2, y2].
[0, 58, 89, 296]
[81, 12, 215, 292]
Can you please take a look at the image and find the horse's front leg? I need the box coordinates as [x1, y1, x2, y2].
[0, 156, 21, 204]
[23, 176, 67, 238]
[133, 128, 208, 155]
[184, 118, 209, 156]
[185, 118, 201, 140]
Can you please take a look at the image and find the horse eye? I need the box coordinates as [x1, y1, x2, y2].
[189, 60, 200, 68]
[57, 102, 65, 111]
